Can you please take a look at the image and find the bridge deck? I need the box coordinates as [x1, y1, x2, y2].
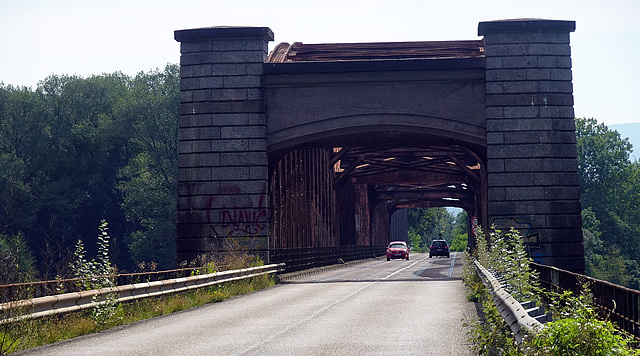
[21, 253, 476, 355]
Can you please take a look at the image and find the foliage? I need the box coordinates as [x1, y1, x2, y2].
[408, 231, 422, 252]
[0, 233, 37, 285]
[464, 225, 639, 355]
[70, 220, 118, 325]
[407, 208, 467, 251]
[2, 257, 274, 354]
[0, 65, 179, 276]
[524, 285, 639, 356]
[465, 292, 521, 355]
[576, 117, 640, 290]
[449, 211, 468, 252]
[463, 227, 525, 355]
[116, 66, 179, 269]
[471, 226, 540, 304]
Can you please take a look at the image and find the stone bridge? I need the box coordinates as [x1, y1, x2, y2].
[173, 19, 584, 272]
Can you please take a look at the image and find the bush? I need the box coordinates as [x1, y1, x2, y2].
[524, 287, 639, 356]
[464, 225, 639, 355]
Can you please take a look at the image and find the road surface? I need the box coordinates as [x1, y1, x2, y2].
[19, 252, 477, 355]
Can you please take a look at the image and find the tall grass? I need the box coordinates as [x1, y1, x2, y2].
[1, 272, 274, 354]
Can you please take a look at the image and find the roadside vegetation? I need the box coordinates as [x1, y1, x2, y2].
[577, 118, 640, 289]
[0, 223, 275, 354]
[463, 226, 639, 355]
[0, 272, 274, 354]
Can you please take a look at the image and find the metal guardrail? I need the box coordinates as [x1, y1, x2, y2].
[0, 266, 226, 301]
[270, 245, 386, 273]
[531, 262, 640, 341]
[0, 263, 284, 324]
[474, 260, 543, 344]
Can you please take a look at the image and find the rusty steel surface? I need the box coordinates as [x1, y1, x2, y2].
[268, 40, 484, 62]
[270, 148, 337, 250]
[269, 144, 486, 257]
[335, 145, 483, 212]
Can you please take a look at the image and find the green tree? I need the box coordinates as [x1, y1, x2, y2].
[407, 207, 455, 251]
[449, 211, 469, 252]
[576, 117, 640, 289]
[116, 65, 179, 269]
[0, 233, 37, 285]
[0, 67, 180, 276]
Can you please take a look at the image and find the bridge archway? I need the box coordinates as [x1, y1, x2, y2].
[174, 19, 585, 273]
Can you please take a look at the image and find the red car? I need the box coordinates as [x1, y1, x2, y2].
[386, 241, 410, 261]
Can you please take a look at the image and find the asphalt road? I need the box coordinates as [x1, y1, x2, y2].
[19, 252, 477, 356]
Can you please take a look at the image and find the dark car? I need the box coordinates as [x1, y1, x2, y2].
[386, 241, 410, 261]
[429, 239, 450, 258]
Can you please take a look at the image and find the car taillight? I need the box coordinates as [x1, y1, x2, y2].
[445, 246, 449, 249]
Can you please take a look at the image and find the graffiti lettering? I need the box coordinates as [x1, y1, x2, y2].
[206, 184, 268, 237]
[217, 196, 267, 236]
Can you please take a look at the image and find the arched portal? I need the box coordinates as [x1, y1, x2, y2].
[174, 19, 585, 273]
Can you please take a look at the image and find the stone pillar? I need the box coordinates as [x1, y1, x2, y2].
[174, 27, 273, 263]
[479, 19, 584, 272]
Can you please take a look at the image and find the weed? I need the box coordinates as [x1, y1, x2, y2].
[464, 225, 640, 355]
[4, 255, 275, 354]
[70, 220, 118, 326]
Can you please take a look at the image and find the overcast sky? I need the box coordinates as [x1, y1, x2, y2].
[1, 0, 638, 125]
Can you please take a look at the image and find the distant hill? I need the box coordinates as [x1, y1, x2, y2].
[610, 123, 640, 161]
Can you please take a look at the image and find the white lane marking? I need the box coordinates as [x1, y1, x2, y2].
[382, 255, 430, 280]
[239, 254, 430, 354]
[239, 270, 381, 354]
[447, 252, 458, 278]
[412, 258, 437, 279]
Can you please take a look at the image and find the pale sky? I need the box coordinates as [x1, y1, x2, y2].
[1, 0, 639, 125]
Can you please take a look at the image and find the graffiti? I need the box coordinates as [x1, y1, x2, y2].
[493, 216, 544, 262]
[493, 216, 541, 247]
[206, 184, 268, 237]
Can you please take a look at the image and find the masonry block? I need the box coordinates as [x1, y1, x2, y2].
[177, 167, 211, 182]
[178, 153, 220, 168]
[488, 187, 506, 201]
[178, 114, 212, 128]
[489, 172, 535, 187]
[503, 81, 538, 93]
[487, 159, 505, 173]
[486, 69, 527, 81]
[504, 158, 543, 172]
[489, 201, 536, 215]
[211, 166, 251, 180]
[502, 56, 538, 68]
[542, 158, 578, 172]
[220, 151, 268, 166]
[505, 187, 545, 201]
[178, 182, 220, 197]
[211, 139, 249, 152]
[535, 201, 582, 215]
[544, 186, 580, 200]
[220, 126, 267, 139]
[486, 132, 504, 144]
[484, 44, 528, 56]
